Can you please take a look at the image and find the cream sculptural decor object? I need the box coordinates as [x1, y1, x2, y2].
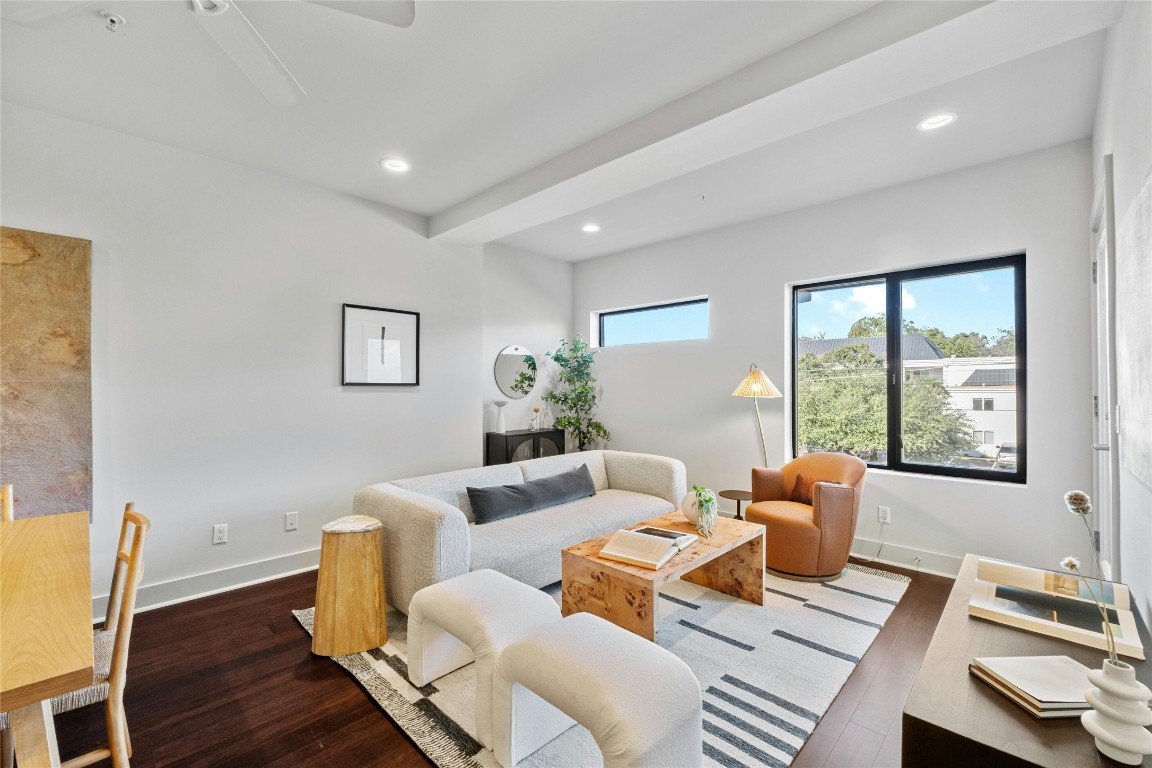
[493, 400, 508, 433]
[680, 485, 718, 537]
[1060, 490, 1152, 765]
[1082, 660, 1152, 764]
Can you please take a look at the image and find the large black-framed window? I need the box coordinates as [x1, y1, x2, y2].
[792, 253, 1026, 483]
[598, 298, 709, 347]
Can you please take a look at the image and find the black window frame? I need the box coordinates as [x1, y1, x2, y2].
[791, 253, 1027, 484]
[598, 297, 709, 348]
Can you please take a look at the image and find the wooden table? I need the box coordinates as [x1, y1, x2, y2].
[561, 512, 765, 641]
[903, 553, 1152, 767]
[1, 511, 93, 768]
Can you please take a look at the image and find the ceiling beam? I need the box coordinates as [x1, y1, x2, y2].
[429, 0, 1122, 246]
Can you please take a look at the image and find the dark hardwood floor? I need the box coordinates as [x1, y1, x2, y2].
[55, 559, 951, 767]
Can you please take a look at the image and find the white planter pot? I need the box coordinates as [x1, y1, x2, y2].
[679, 492, 718, 537]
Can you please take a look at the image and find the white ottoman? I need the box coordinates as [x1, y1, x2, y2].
[407, 569, 561, 748]
[492, 612, 703, 768]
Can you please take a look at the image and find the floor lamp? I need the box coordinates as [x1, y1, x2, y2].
[732, 364, 783, 467]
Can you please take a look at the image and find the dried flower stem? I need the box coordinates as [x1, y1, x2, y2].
[1076, 514, 1118, 664]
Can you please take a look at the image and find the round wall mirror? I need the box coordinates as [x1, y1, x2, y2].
[494, 345, 536, 399]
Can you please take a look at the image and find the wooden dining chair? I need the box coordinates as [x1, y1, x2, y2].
[1, 484, 13, 522]
[0, 503, 150, 768]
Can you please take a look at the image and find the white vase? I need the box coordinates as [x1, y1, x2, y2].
[679, 493, 700, 524]
[679, 492, 718, 537]
[1081, 658, 1152, 765]
[493, 401, 508, 433]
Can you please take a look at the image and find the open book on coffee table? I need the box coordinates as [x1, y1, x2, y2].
[598, 527, 698, 570]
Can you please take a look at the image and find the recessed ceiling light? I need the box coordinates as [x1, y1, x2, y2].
[917, 113, 957, 131]
[381, 158, 410, 172]
[582, 224, 601, 233]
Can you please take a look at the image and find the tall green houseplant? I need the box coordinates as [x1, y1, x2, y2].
[543, 336, 611, 451]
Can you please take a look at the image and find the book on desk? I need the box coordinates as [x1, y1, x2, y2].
[968, 655, 1091, 719]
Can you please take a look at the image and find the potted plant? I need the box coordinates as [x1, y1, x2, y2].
[542, 336, 610, 451]
[680, 485, 719, 537]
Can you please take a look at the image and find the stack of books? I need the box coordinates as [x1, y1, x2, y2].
[968, 655, 1091, 719]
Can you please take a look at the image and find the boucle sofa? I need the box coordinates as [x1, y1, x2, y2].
[354, 450, 687, 614]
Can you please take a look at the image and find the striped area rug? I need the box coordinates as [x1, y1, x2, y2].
[293, 563, 910, 768]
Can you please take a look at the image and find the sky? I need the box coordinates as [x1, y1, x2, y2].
[797, 266, 1016, 340]
[601, 301, 709, 346]
[599, 265, 1014, 347]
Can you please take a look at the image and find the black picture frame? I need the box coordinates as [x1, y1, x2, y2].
[342, 303, 420, 386]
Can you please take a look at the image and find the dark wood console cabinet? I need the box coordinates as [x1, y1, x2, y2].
[484, 429, 565, 466]
[903, 553, 1151, 767]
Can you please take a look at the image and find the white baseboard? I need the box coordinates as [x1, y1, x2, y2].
[92, 547, 321, 622]
[850, 536, 962, 579]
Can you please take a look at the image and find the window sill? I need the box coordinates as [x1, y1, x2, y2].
[864, 466, 1028, 488]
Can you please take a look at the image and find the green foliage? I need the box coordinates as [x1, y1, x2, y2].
[543, 337, 611, 451]
[509, 355, 537, 396]
[692, 484, 717, 509]
[847, 315, 886, 337]
[901, 378, 977, 462]
[797, 343, 975, 462]
[846, 314, 1015, 359]
[797, 344, 887, 460]
[989, 328, 1016, 357]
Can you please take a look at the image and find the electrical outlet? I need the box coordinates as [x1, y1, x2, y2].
[285, 511, 299, 532]
[877, 506, 892, 524]
[212, 523, 228, 544]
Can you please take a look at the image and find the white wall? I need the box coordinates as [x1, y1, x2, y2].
[1, 103, 487, 611]
[573, 141, 1095, 576]
[1093, 0, 1152, 619]
[481, 243, 573, 437]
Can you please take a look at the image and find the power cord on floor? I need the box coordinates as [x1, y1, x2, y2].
[855, 520, 886, 564]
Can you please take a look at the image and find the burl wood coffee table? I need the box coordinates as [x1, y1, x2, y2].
[561, 512, 765, 641]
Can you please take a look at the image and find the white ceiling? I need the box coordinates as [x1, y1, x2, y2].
[498, 30, 1106, 260]
[0, 1, 1124, 261]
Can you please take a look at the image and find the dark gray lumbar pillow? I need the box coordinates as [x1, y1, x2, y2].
[468, 464, 597, 524]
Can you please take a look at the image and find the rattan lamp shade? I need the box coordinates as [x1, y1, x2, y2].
[732, 364, 781, 467]
[731, 365, 782, 399]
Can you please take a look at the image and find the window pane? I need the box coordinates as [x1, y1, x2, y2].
[899, 266, 1018, 472]
[794, 280, 888, 463]
[599, 300, 708, 346]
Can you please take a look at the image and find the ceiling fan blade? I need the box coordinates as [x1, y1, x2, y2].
[1, 1, 93, 26]
[305, 1, 414, 29]
[190, 0, 306, 107]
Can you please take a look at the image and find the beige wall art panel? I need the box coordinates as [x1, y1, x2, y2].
[0, 227, 92, 518]
[1116, 171, 1152, 487]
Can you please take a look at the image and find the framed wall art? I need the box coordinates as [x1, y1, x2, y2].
[1, 227, 93, 518]
[342, 304, 420, 386]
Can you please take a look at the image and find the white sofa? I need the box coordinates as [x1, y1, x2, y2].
[354, 450, 687, 614]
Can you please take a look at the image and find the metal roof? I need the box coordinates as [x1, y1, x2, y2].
[797, 335, 945, 361]
[962, 368, 1017, 386]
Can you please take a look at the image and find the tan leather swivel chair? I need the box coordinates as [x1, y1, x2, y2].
[746, 452, 866, 581]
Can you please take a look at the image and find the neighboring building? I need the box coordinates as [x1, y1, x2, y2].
[799, 335, 1017, 458]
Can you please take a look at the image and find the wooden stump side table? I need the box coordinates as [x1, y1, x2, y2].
[312, 515, 388, 656]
